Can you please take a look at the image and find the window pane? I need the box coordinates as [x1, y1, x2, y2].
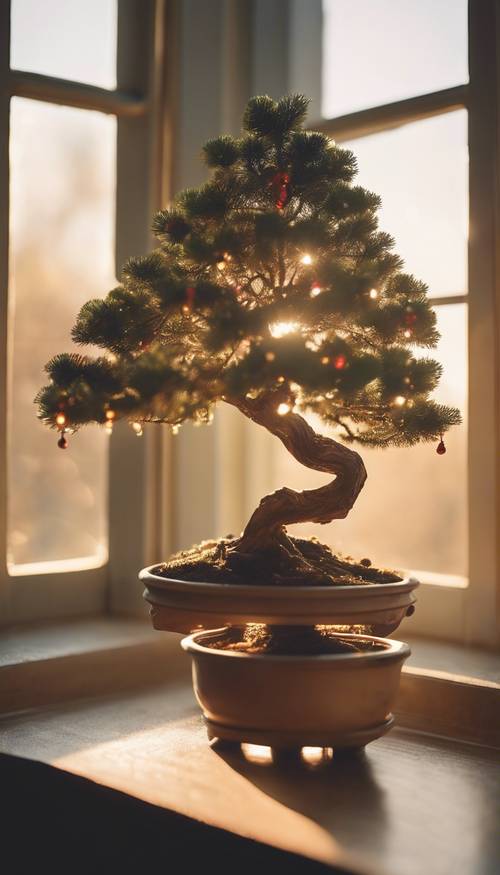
[268, 304, 468, 580]
[10, 0, 117, 89]
[345, 111, 468, 298]
[322, 0, 468, 118]
[8, 98, 116, 570]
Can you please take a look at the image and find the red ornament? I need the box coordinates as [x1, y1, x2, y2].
[333, 354, 346, 370]
[436, 435, 446, 455]
[270, 172, 290, 210]
[58, 433, 68, 449]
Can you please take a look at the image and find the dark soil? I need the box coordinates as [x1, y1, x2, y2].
[204, 625, 386, 656]
[155, 534, 402, 588]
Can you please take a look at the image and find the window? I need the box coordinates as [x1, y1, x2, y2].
[0, 0, 168, 624]
[231, 0, 498, 646]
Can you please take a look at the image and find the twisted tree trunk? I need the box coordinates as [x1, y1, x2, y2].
[226, 389, 367, 555]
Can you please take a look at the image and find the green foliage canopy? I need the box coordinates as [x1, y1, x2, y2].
[36, 94, 460, 448]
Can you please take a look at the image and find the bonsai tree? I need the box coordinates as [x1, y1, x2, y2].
[36, 94, 460, 588]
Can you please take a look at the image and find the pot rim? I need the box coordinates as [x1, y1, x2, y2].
[141, 565, 419, 599]
[181, 628, 411, 664]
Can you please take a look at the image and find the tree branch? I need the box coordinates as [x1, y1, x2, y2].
[225, 390, 367, 552]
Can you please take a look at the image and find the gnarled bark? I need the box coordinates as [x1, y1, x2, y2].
[226, 389, 367, 554]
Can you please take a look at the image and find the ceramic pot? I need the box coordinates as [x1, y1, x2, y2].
[141, 566, 419, 636]
[181, 628, 410, 749]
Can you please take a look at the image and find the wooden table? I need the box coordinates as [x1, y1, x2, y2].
[1, 679, 498, 875]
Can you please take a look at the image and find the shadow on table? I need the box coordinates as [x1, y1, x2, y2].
[212, 742, 389, 859]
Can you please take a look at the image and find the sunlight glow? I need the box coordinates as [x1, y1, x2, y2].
[241, 743, 274, 764]
[301, 746, 334, 765]
[269, 321, 300, 338]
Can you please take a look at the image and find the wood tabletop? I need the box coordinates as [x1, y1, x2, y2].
[1, 680, 498, 875]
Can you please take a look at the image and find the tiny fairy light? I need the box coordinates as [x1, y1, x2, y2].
[369, 288, 378, 300]
[105, 408, 115, 435]
[393, 395, 406, 407]
[265, 351, 276, 362]
[310, 282, 322, 298]
[333, 354, 346, 370]
[404, 329, 412, 339]
[216, 252, 231, 270]
[321, 355, 330, 365]
[132, 421, 143, 436]
[277, 402, 291, 416]
[301, 254, 313, 266]
[56, 412, 68, 449]
[171, 424, 180, 435]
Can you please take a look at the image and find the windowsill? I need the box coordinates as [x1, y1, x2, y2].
[0, 616, 189, 714]
[1, 617, 499, 743]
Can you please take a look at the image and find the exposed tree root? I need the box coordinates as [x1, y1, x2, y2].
[156, 533, 402, 588]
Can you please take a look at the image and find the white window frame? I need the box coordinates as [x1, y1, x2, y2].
[0, 0, 172, 625]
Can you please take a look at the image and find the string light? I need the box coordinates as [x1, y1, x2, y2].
[310, 282, 322, 297]
[321, 356, 330, 365]
[277, 402, 291, 415]
[394, 395, 406, 407]
[56, 413, 66, 427]
[333, 354, 346, 370]
[277, 375, 286, 384]
[105, 409, 115, 435]
[265, 351, 276, 362]
[404, 329, 412, 339]
[217, 252, 231, 270]
[301, 254, 313, 266]
[171, 424, 180, 435]
[269, 321, 299, 338]
[132, 421, 143, 436]
[369, 288, 378, 299]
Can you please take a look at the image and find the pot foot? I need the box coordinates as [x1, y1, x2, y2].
[204, 715, 394, 751]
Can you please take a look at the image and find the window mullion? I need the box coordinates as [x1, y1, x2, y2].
[8, 69, 147, 117]
[108, 0, 168, 615]
[0, 1, 11, 619]
[466, 0, 500, 646]
[315, 84, 469, 142]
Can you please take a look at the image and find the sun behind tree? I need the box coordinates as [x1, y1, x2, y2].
[36, 94, 460, 586]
